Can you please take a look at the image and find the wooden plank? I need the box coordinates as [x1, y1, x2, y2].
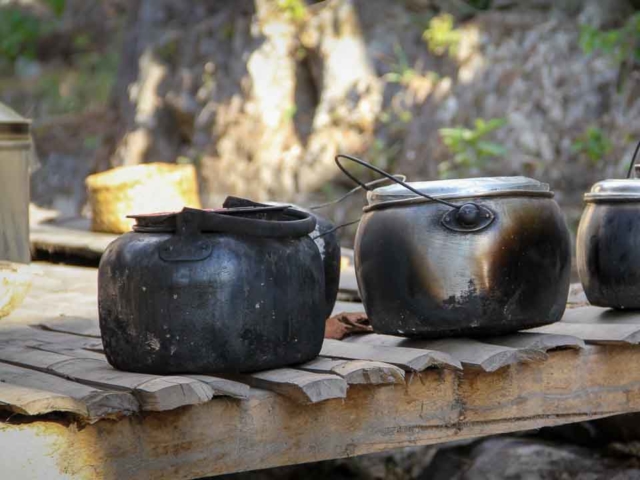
[30, 222, 116, 260]
[300, 357, 405, 385]
[562, 306, 640, 325]
[185, 375, 250, 400]
[38, 318, 101, 338]
[527, 322, 640, 345]
[343, 334, 547, 372]
[226, 368, 348, 404]
[4, 345, 640, 479]
[321, 338, 462, 371]
[0, 346, 214, 411]
[481, 332, 585, 352]
[0, 361, 138, 420]
[1, 326, 251, 401]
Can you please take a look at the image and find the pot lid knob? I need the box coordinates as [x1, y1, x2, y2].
[456, 203, 481, 227]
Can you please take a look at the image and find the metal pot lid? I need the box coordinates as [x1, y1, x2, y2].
[367, 176, 551, 205]
[0, 102, 31, 146]
[584, 179, 640, 202]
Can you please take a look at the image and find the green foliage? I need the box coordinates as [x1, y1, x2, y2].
[0, 1, 66, 64]
[423, 13, 462, 58]
[383, 43, 418, 85]
[579, 13, 640, 66]
[0, 8, 43, 62]
[277, 0, 307, 22]
[44, 0, 66, 17]
[438, 118, 507, 178]
[34, 50, 119, 116]
[572, 127, 612, 164]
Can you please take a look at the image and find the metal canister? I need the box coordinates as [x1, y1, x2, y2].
[577, 144, 640, 309]
[0, 103, 31, 264]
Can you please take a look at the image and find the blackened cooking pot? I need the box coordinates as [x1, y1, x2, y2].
[337, 155, 571, 338]
[577, 143, 640, 309]
[98, 205, 326, 374]
[222, 196, 341, 320]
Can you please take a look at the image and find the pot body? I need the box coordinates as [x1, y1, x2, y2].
[355, 195, 571, 337]
[99, 230, 325, 374]
[577, 202, 640, 309]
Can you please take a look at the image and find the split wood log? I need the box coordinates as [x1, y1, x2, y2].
[0, 346, 213, 411]
[300, 357, 404, 385]
[343, 335, 546, 372]
[0, 361, 138, 420]
[225, 368, 348, 404]
[527, 322, 640, 345]
[480, 332, 585, 352]
[321, 338, 461, 371]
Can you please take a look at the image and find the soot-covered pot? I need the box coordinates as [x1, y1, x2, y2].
[223, 196, 340, 319]
[577, 167, 640, 309]
[355, 176, 571, 337]
[98, 205, 326, 374]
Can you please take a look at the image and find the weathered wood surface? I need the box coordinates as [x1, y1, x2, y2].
[321, 338, 462, 371]
[228, 369, 348, 404]
[300, 357, 405, 385]
[6, 263, 640, 478]
[343, 334, 548, 372]
[0, 362, 138, 420]
[4, 344, 640, 479]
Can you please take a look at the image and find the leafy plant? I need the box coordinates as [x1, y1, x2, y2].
[579, 13, 640, 66]
[277, 0, 307, 23]
[383, 43, 419, 85]
[572, 127, 612, 164]
[438, 118, 507, 178]
[0, 8, 43, 63]
[423, 13, 462, 58]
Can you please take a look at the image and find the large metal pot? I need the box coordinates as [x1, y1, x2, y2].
[577, 150, 640, 309]
[98, 205, 326, 374]
[0, 102, 31, 264]
[338, 156, 572, 338]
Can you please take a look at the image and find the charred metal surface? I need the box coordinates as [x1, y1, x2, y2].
[99, 207, 326, 374]
[577, 202, 640, 309]
[355, 196, 571, 338]
[222, 196, 341, 319]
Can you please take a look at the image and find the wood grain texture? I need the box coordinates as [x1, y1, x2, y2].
[226, 368, 348, 404]
[482, 332, 585, 352]
[343, 334, 546, 372]
[4, 345, 640, 479]
[300, 357, 405, 385]
[0, 362, 138, 420]
[321, 338, 462, 371]
[528, 322, 640, 345]
[0, 346, 213, 411]
[562, 306, 640, 325]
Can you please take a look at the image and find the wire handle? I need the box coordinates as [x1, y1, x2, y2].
[626, 140, 640, 179]
[334, 154, 460, 210]
[310, 174, 407, 210]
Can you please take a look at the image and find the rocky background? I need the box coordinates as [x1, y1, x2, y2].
[3, 0, 640, 478]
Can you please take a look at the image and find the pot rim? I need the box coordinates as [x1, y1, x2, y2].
[129, 206, 317, 238]
[363, 190, 554, 212]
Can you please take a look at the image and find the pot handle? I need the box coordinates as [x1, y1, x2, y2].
[335, 154, 495, 232]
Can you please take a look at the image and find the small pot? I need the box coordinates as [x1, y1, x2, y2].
[336, 155, 572, 338]
[98, 205, 326, 374]
[577, 156, 640, 309]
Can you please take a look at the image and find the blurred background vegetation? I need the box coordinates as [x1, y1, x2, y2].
[1, 0, 640, 244]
